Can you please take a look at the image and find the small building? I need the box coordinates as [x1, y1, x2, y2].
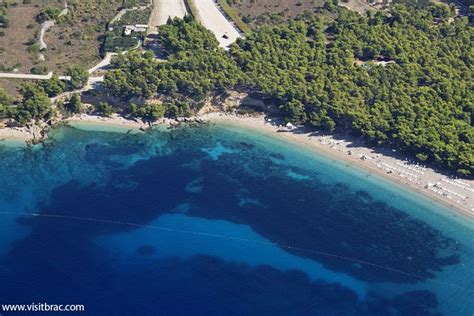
[374, 60, 396, 66]
[367, 0, 392, 5]
[135, 24, 149, 31]
[124, 24, 149, 36]
[124, 26, 133, 36]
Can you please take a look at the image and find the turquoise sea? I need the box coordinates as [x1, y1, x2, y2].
[0, 123, 473, 315]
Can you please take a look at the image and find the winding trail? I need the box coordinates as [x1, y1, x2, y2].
[38, 1, 69, 50]
[87, 53, 117, 74]
[38, 21, 55, 50]
[59, 0, 69, 17]
[0, 52, 113, 81]
[50, 76, 104, 103]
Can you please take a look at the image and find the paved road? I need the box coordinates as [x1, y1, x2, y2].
[193, 0, 241, 49]
[148, 0, 187, 35]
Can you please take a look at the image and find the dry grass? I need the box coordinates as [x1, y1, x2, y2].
[339, 0, 374, 15]
[0, 0, 122, 75]
[0, 0, 123, 96]
[0, 3, 47, 73]
[0, 78, 28, 97]
[43, 0, 123, 73]
[229, 0, 327, 27]
[217, 0, 251, 34]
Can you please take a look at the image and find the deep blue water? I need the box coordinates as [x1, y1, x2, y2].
[0, 123, 473, 315]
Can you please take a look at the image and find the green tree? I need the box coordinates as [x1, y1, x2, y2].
[103, 9, 474, 176]
[280, 100, 307, 123]
[15, 84, 53, 124]
[66, 66, 89, 90]
[37, 7, 62, 23]
[30, 64, 48, 75]
[66, 93, 84, 114]
[136, 103, 166, 121]
[0, 88, 13, 118]
[97, 102, 114, 117]
[38, 75, 66, 97]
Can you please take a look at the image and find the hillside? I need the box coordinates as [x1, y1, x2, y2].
[103, 6, 473, 176]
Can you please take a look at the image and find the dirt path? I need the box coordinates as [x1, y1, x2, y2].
[0, 50, 113, 80]
[50, 76, 104, 103]
[147, 0, 187, 35]
[38, 1, 69, 50]
[0, 72, 55, 80]
[88, 53, 117, 74]
[38, 21, 55, 50]
[339, 0, 374, 14]
[193, 0, 241, 49]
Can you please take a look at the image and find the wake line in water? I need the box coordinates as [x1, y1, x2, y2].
[1, 210, 473, 295]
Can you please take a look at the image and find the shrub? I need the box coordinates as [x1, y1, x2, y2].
[30, 64, 48, 75]
[96, 102, 114, 117]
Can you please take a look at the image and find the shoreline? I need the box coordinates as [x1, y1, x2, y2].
[0, 125, 44, 145]
[1, 111, 472, 219]
[64, 114, 151, 132]
[200, 112, 474, 221]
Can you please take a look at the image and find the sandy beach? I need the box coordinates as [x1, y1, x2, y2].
[0, 124, 43, 145]
[1, 111, 472, 219]
[200, 112, 474, 220]
[65, 114, 151, 131]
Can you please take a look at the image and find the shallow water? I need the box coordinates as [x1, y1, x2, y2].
[0, 123, 473, 315]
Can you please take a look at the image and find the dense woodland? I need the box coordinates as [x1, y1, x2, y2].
[103, 5, 473, 176]
[1, 4, 472, 176]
